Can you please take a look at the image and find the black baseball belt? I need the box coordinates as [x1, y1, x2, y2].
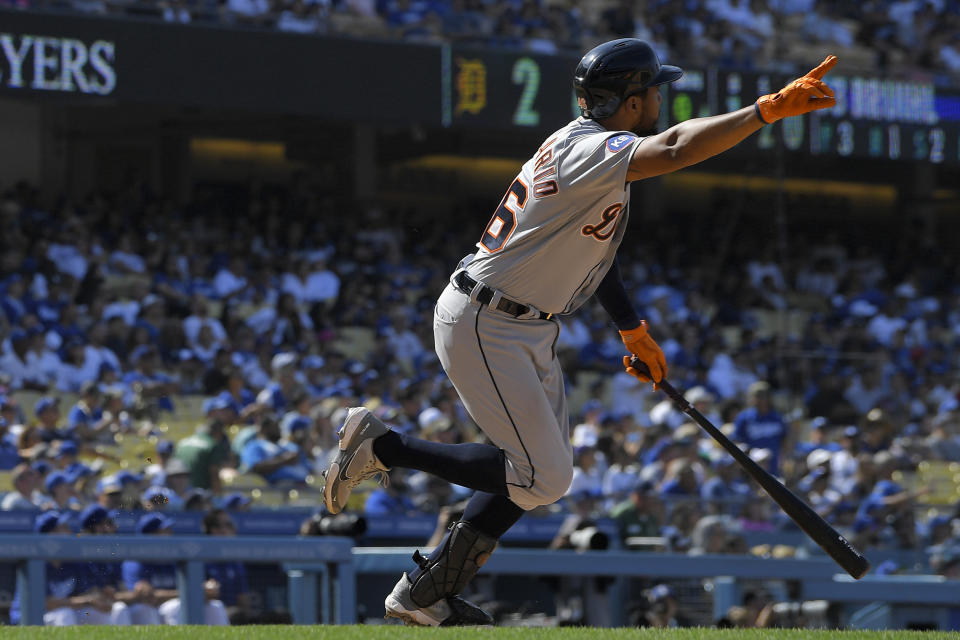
[454, 271, 553, 320]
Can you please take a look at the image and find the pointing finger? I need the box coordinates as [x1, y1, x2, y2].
[806, 55, 838, 80]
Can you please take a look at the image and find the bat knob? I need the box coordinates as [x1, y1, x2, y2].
[629, 355, 653, 378]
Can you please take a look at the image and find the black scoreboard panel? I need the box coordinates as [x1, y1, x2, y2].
[718, 70, 960, 164]
[442, 46, 960, 166]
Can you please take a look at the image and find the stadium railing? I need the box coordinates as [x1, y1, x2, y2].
[1, 534, 354, 625]
[286, 547, 960, 626]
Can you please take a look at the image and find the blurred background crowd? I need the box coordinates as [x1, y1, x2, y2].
[1, 175, 959, 595]
[4, 0, 960, 82]
[1, 0, 960, 628]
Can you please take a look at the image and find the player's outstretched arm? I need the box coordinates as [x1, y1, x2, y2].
[626, 56, 837, 182]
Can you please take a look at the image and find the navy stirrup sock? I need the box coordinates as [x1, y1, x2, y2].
[462, 491, 525, 539]
[373, 431, 508, 495]
[408, 492, 524, 587]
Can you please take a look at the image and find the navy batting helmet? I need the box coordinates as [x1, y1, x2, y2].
[574, 39, 683, 120]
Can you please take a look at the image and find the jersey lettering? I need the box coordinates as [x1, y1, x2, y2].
[480, 178, 527, 252]
[532, 141, 559, 201]
[581, 203, 623, 241]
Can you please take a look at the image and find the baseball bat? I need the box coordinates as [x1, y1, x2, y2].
[629, 357, 870, 579]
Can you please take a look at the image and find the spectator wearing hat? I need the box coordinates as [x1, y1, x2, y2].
[43, 470, 78, 511]
[120, 514, 180, 624]
[121, 513, 231, 626]
[793, 416, 842, 459]
[13, 510, 134, 626]
[53, 439, 79, 470]
[0, 416, 21, 469]
[731, 381, 787, 473]
[96, 475, 125, 511]
[241, 415, 310, 485]
[301, 355, 328, 397]
[173, 397, 235, 492]
[34, 396, 66, 441]
[65, 381, 105, 442]
[219, 492, 252, 511]
[1, 463, 41, 510]
[161, 458, 192, 508]
[76, 504, 139, 625]
[566, 446, 605, 499]
[417, 407, 457, 444]
[255, 352, 302, 414]
[9, 511, 102, 626]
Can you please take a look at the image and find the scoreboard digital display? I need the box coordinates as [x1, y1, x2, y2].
[443, 46, 960, 166]
[716, 70, 960, 164]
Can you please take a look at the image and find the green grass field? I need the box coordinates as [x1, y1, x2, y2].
[0, 628, 956, 639]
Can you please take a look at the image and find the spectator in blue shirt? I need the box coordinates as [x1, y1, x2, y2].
[240, 416, 310, 485]
[731, 381, 787, 472]
[255, 352, 301, 414]
[0, 417, 21, 470]
[122, 345, 177, 415]
[658, 459, 701, 499]
[200, 508, 283, 625]
[10, 511, 116, 626]
[121, 514, 176, 624]
[122, 513, 231, 625]
[65, 381, 105, 441]
[700, 456, 751, 514]
[365, 469, 416, 515]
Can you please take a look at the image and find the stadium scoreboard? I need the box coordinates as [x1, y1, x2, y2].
[443, 47, 960, 165]
[2, 10, 958, 166]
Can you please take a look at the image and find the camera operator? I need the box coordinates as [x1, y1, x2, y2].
[547, 491, 611, 626]
[299, 511, 367, 538]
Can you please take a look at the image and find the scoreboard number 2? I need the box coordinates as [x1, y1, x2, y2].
[512, 57, 541, 127]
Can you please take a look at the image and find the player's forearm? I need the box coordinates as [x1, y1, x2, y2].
[594, 257, 640, 331]
[659, 106, 764, 169]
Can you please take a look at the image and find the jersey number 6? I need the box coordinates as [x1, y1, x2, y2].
[479, 178, 527, 253]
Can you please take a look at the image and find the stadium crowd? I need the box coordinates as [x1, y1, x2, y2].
[1, 175, 960, 624]
[6, 0, 960, 82]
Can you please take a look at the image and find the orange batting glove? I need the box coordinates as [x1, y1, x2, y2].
[619, 320, 667, 388]
[755, 55, 838, 124]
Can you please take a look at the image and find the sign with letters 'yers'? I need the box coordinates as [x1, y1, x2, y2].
[0, 33, 116, 95]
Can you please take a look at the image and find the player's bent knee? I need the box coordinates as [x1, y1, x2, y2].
[510, 463, 573, 508]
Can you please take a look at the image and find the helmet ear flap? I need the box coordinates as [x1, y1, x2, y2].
[577, 87, 621, 119]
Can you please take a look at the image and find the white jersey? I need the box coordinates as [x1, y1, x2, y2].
[464, 117, 644, 315]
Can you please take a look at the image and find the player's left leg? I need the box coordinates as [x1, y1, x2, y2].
[383, 491, 521, 626]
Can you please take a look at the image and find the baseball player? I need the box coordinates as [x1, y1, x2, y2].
[322, 38, 838, 626]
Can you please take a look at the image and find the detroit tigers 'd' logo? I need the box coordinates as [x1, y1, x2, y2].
[581, 203, 623, 241]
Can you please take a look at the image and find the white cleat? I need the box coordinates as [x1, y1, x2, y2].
[321, 407, 391, 515]
[384, 573, 493, 627]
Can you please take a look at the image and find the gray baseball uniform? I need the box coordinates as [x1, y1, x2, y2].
[435, 117, 644, 510]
